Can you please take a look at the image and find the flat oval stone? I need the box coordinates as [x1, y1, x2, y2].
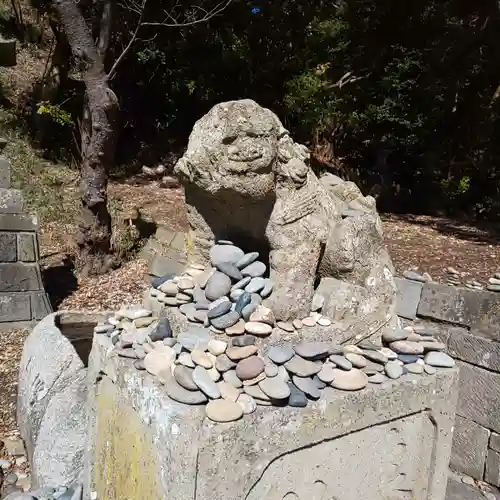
[277, 365, 290, 382]
[193, 366, 221, 398]
[152, 273, 176, 289]
[206, 399, 243, 422]
[237, 393, 257, 414]
[193, 310, 208, 323]
[177, 277, 195, 290]
[294, 342, 331, 360]
[241, 261, 266, 278]
[236, 356, 265, 380]
[362, 350, 388, 364]
[245, 277, 266, 294]
[344, 353, 367, 368]
[242, 302, 258, 321]
[343, 345, 363, 355]
[144, 347, 176, 376]
[245, 321, 272, 336]
[293, 376, 320, 399]
[205, 272, 232, 301]
[217, 381, 241, 402]
[226, 345, 258, 361]
[292, 319, 302, 329]
[259, 376, 290, 400]
[249, 306, 275, 325]
[244, 384, 271, 401]
[191, 349, 214, 369]
[317, 317, 331, 326]
[331, 368, 368, 391]
[162, 370, 208, 405]
[215, 354, 236, 372]
[420, 341, 446, 351]
[179, 303, 197, 318]
[287, 383, 308, 407]
[177, 327, 211, 351]
[223, 369, 243, 388]
[231, 276, 252, 291]
[178, 352, 195, 368]
[260, 278, 274, 298]
[232, 335, 256, 347]
[264, 362, 278, 377]
[216, 262, 243, 281]
[362, 361, 385, 375]
[379, 347, 398, 360]
[236, 252, 259, 269]
[329, 354, 353, 371]
[208, 296, 230, 309]
[407, 362, 424, 374]
[397, 354, 419, 364]
[424, 364, 437, 374]
[210, 244, 245, 266]
[424, 351, 455, 368]
[277, 321, 295, 332]
[368, 373, 388, 384]
[385, 361, 403, 379]
[302, 316, 317, 327]
[207, 301, 232, 319]
[390, 341, 424, 355]
[225, 319, 246, 336]
[382, 329, 409, 343]
[268, 345, 294, 364]
[149, 317, 173, 341]
[211, 311, 241, 329]
[235, 291, 252, 314]
[159, 281, 178, 296]
[285, 355, 322, 377]
[174, 365, 198, 391]
[358, 340, 381, 351]
[208, 339, 227, 356]
[317, 364, 336, 383]
[230, 289, 245, 302]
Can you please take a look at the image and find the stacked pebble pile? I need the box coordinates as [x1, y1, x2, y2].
[95, 242, 456, 423]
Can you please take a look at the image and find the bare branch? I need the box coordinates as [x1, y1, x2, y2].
[141, 0, 232, 28]
[107, 0, 147, 79]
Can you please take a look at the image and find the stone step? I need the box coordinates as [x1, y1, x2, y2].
[0, 157, 10, 188]
[0, 187, 24, 213]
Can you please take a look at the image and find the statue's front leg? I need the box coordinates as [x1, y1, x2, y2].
[264, 241, 321, 322]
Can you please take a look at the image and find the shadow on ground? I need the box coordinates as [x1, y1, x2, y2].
[42, 257, 78, 310]
[382, 213, 500, 246]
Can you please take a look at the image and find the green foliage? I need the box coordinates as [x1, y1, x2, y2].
[36, 101, 74, 127]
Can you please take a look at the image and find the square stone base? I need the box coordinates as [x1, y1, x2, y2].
[84, 335, 458, 500]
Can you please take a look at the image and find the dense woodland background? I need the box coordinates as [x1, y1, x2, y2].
[3, 0, 500, 220]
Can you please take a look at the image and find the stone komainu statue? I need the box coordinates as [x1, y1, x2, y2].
[175, 99, 397, 343]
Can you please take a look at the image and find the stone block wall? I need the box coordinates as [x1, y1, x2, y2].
[0, 155, 51, 329]
[396, 276, 500, 486]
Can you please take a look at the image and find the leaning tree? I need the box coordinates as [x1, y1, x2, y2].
[36, 0, 232, 276]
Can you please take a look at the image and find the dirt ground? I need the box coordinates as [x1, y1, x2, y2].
[2, 182, 500, 437]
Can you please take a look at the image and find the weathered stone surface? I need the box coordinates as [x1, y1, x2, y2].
[0, 213, 39, 232]
[395, 277, 423, 320]
[447, 330, 500, 371]
[0, 187, 23, 213]
[456, 361, 500, 434]
[0, 293, 31, 323]
[17, 233, 36, 262]
[451, 416, 490, 480]
[18, 312, 105, 488]
[445, 477, 485, 500]
[85, 347, 458, 500]
[486, 449, 500, 487]
[0, 232, 16, 261]
[0, 263, 42, 292]
[0, 157, 11, 188]
[174, 99, 396, 331]
[490, 433, 500, 453]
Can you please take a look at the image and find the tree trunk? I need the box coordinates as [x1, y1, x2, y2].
[50, 0, 118, 276]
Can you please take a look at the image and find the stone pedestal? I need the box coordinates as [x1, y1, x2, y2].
[0, 155, 52, 330]
[84, 333, 458, 500]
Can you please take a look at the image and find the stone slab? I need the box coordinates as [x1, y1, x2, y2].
[0, 157, 10, 188]
[0, 293, 31, 322]
[445, 477, 485, 500]
[0, 187, 23, 213]
[448, 330, 500, 371]
[0, 262, 42, 291]
[17, 233, 36, 262]
[0, 232, 16, 262]
[450, 416, 489, 480]
[84, 333, 458, 500]
[31, 291, 53, 320]
[486, 449, 500, 487]
[0, 213, 39, 232]
[148, 251, 186, 278]
[395, 277, 423, 320]
[491, 433, 500, 453]
[456, 361, 500, 434]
